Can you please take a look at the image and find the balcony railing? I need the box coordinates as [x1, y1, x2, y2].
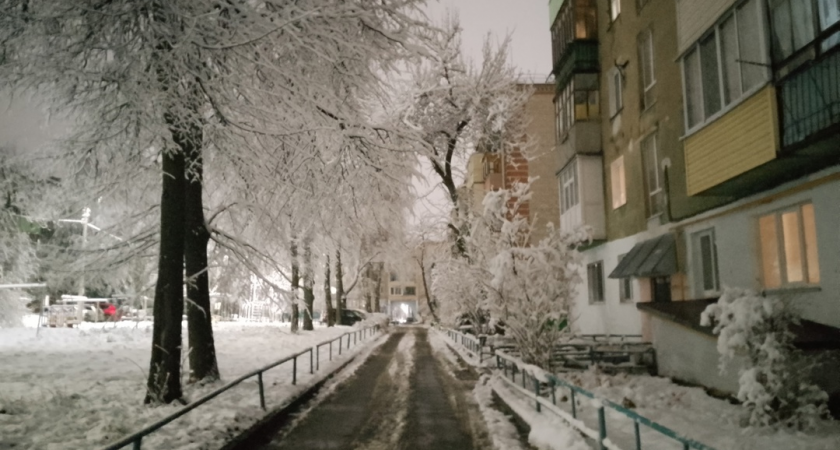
[778, 49, 840, 148]
[553, 40, 599, 90]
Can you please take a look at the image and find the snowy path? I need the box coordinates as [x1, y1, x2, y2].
[257, 327, 496, 450]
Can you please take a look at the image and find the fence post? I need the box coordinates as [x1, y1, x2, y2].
[316, 345, 320, 371]
[310, 347, 314, 374]
[292, 355, 297, 385]
[330, 341, 333, 360]
[597, 405, 607, 450]
[571, 389, 577, 418]
[347, 333, 351, 350]
[550, 380, 556, 405]
[133, 438, 141, 450]
[258, 372, 266, 410]
[339, 336, 342, 355]
[634, 421, 642, 450]
[533, 377, 541, 412]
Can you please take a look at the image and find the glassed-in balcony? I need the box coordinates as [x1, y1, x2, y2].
[551, 0, 598, 86]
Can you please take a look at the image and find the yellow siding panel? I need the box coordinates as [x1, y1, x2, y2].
[685, 86, 779, 195]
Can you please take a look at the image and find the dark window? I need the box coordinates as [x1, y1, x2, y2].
[404, 286, 416, 296]
[587, 261, 605, 303]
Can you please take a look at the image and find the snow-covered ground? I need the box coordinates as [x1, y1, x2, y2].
[0, 317, 385, 450]
[436, 328, 840, 450]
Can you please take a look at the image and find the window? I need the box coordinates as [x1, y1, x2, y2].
[555, 74, 600, 139]
[559, 160, 579, 214]
[587, 261, 605, 303]
[608, 67, 623, 118]
[404, 286, 416, 296]
[758, 203, 820, 289]
[818, 0, 840, 52]
[390, 287, 402, 295]
[770, 0, 815, 62]
[692, 229, 720, 296]
[551, 0, 598, 67]
[390, 272, 398, 281]
[610, 156, 626, 209]
[641, 134, 663, 216]
[618, 254, 633, 302]
[638, 29, 655, 109]
[609, 0, 621, 22]
[682, 0, 768, 131]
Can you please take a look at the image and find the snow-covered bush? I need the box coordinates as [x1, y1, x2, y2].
[701, 287, 828, 429]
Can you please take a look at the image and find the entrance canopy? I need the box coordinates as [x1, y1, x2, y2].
[609, 233, 676, 279]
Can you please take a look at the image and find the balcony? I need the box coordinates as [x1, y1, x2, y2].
[554, 40, 599, 89]
[778, 49, 840, 148]
[556, 120, 601, 170]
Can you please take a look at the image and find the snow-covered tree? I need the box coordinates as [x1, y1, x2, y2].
[701, 288, 828, 429]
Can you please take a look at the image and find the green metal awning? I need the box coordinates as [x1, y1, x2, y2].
[608, 233, 677, 279]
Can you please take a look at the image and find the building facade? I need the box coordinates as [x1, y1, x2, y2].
[547, 0, 840, 398]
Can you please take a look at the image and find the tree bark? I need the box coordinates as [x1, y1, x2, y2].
[363, 264, 372, 313]
[335, 249, 344, 325]
[373, 262, 382, 313]
[419, 260, 440, 322]
[324, 254, 334, 326]
[290, 235, 299, 332]
[184, 136, 219, 384]
[145, 144, 186, 405]
[302, 241, 314, 331]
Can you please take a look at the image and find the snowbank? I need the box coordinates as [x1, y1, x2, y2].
[0, 321, 380, 449]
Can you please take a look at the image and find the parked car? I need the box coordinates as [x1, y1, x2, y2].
[318, 309, 367, 326]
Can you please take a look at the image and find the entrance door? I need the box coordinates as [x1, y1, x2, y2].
[652, 276, 671, 303]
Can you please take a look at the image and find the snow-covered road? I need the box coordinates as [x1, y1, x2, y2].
[256, 327, 501, 450]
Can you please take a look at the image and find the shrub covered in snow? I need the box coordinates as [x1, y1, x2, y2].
[701, 287, 828, 429]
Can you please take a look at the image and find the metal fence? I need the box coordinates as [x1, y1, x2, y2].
[440, 328, 716, 450]
[100, 324, 382, 450]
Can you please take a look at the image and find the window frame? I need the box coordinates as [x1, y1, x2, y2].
[680, 0, 770, 135]
[618, 254, 633, 302]
[403, 286, 416, 296]
[608, 67, 623, 118]
[692, 228, 721, 297]
[587, 260, 605, 303]
[638, 28, 656, 110]
[610, 155, 627, 209]
[641, 133, 663, 217]
[559, 160, 580, 214]
[758, 203, 821, 289]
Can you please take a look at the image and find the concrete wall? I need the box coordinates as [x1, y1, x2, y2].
[651, 315, 742, 393]
[681, 170, 840, 328]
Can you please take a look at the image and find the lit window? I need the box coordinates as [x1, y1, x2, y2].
[692, 229, 720, 296]
[587, 261, 605, 303]
[641, 134, 663, 216]
[618, 254, 633, 302]
[638, 29, 655, 109]
[758, 203, 820, 289]
[610, 156, 626, 209]
[609, 0, 621, 22]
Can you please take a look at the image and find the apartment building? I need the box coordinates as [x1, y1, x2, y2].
[464, 82, 560, 243]
[548, 0, 840, 398]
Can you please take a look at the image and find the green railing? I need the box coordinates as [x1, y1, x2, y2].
[99, 324, 382, 450]
[494, 350, 717, 450]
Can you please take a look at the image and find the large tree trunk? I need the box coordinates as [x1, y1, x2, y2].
[373, 263, 382, 313]
[302, 241, 314, 331]
[184, 138, 219, 384]
[420, 261, 440, 323]
[290, 236, 299, 333]
[145, 144, 186, 405]
[363, 265, 372, 313]
[324, 254, 334, 327]
[335, 249, 344, 325]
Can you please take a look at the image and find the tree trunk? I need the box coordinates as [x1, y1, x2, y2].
[373, 263, 382, 313]
[145, 144, 186, 405]
[420, 261, 440, 322]
[290, 235, 299, 333]
[324, 255, 334, 326]
[302, 241, 314, 331]
[363, 265, 372, 313]
[184, 137, 219, 384]
[335, 249, 344, 325]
